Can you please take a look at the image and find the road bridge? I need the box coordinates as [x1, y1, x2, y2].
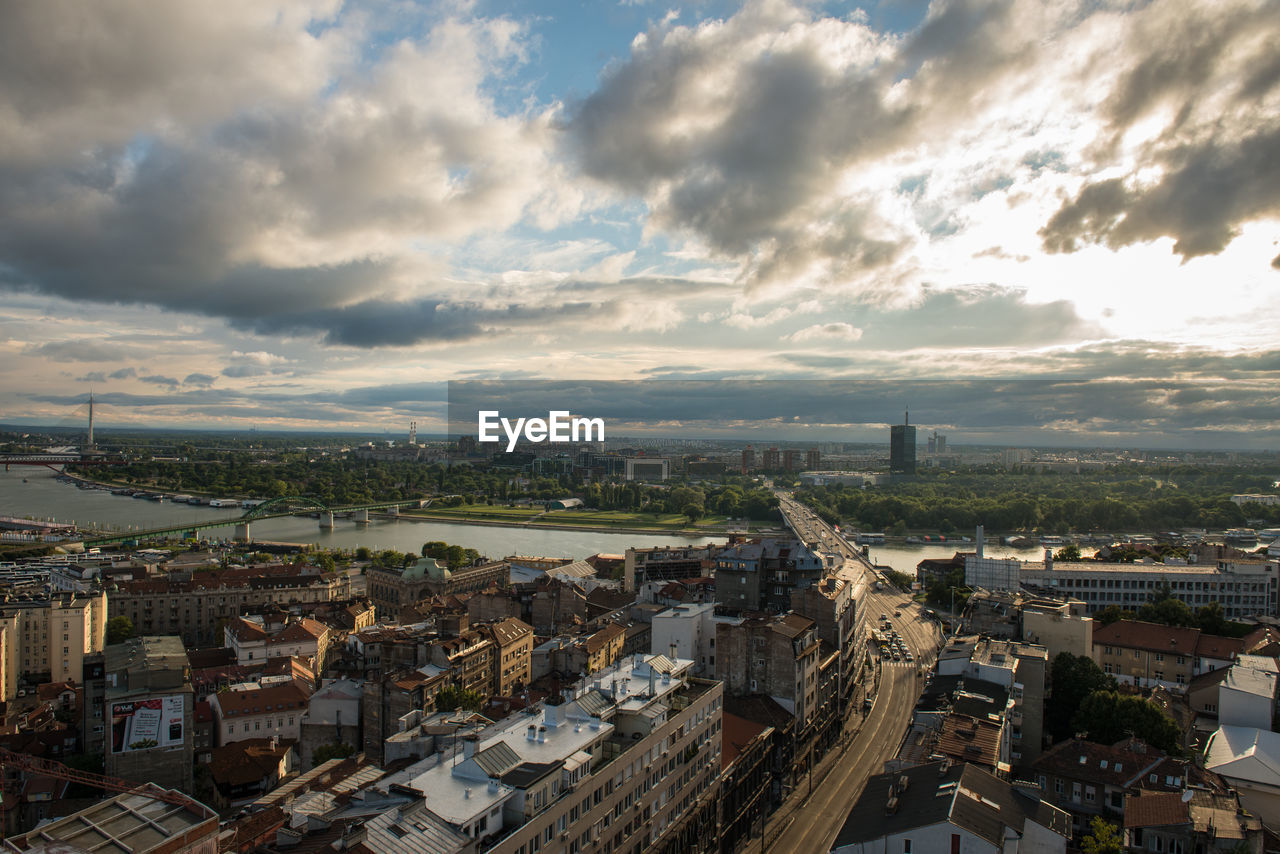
[76, 496, 431, 546]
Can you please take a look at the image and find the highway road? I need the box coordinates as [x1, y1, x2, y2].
[766, 494, 944, 853]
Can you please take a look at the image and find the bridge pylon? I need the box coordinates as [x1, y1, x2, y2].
[233, 522, 251, 543]
[319, 511, 334, 529]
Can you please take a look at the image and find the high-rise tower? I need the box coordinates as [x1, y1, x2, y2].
[889, 409, 916, 475]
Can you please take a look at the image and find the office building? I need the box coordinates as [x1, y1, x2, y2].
[625, 456, 670, 482]
[889, 411, 916, 475]
[1022, 558, 1279, 620]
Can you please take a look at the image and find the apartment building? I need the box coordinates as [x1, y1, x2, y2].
[210, 681, 312, 746]
[715, 614, 820, 731]
[429, 630, 496, 697]
[713, 538, 836, 613]
[481, 617, 534, 697]
[108, 566, 350, 646]
[224, 615, 332, 673]
[623, 545, 720, 592]
[0, 590, 106, 694]
[104, 636, 195, 793]
[1092, 621, 1207, 690]
[937, 636, 1047, 767]
[383, 653, 722, 854]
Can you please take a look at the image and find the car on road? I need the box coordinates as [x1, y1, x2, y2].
[905, 652, 914, 662]
[894, 610, 901, 617]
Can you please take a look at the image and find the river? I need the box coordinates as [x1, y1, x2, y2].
[0, 467, 1054, 571]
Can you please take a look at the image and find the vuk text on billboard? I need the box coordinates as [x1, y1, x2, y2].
[110, 695, 185, 753]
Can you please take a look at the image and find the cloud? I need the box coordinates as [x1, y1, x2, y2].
[183, 373, 216, 387]
[0, 4, 582, 343]
[1041, 127, 1280, 261]
[139, 375, 180, 388]
[109, 367, 137, 380]
[76, 372, 106, 383]
[785, 322, 863, 343]
[25, 340, 133, 362]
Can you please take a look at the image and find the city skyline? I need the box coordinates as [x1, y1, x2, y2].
[1, 1, 1277, 441]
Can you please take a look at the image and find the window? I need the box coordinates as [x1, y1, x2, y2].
[1055, 779, 1064, 794]
[903, 841, 912, 854]
[951, 835, 960, 854]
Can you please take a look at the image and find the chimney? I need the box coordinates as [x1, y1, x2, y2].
[527, 724, 537, 742]
[1044, 549, 1053, 570]
[538, 726, 547, 743]
[340, 822, 367, 850]
[462, 734, 478, 760]
[976, 526, 984, 559]
[545, 700, 565, 728]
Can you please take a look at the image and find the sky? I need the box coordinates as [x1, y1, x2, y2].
[1, 0, 1278, 446]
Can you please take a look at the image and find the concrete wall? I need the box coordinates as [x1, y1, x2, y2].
[1022, 609, 1093, 660]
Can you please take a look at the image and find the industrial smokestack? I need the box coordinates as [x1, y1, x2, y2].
[976, 525, 984, 559]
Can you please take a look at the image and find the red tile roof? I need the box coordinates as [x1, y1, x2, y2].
[1093, 620, 1200, 655]
[1124, 791, 1189, 828]
[721, 711, 770, 771]
[212, 682, 310, 718]
[1195, 633, 1244, 661]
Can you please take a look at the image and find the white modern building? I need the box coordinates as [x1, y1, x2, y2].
[1219, 666, 1277, 730]
[1022, 558, 1279, 620]
[377, 653, 723, 854]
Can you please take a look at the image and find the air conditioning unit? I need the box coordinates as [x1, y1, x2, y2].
[560, 832, 569, 841]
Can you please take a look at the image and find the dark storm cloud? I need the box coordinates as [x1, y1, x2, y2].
[1041, 125, 1280, 260]
[446, 375, 1280, 444]
[236, 297, 596, 348]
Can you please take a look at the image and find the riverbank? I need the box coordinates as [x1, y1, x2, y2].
[391, 509, 784, 538]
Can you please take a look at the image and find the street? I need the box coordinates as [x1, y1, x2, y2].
[765, 494, 944, 853]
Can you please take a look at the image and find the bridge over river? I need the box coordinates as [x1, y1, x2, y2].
[77, 495, 431, 546]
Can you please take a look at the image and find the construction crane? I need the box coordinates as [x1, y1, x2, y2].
[0, 747, 200, 810]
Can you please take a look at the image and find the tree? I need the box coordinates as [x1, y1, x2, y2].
[682, 503, 703, 524]
[312, 742, 356, 765]
[1048, 653, 1116, 741]
[1094, 605, 1137, 627]
[1080, 817, 1124, 854]
[1071, 690, 1183, 754]
[106, 616, 135, 646]
[1053, 543, 1082, 561]
[1138, 595, 1194, 628]
[436, 686, 485, 712]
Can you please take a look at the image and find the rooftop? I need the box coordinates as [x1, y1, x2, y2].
[1223, 664, 1277, 699]
[7, 788, 216, 854]
[1093, 620, 1202, 654]
[833, 761, 1069, 848]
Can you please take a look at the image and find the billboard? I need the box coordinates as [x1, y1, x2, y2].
[110, 695, 185, 753]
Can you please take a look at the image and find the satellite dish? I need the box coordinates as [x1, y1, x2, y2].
[1181, 790, 1193, 803]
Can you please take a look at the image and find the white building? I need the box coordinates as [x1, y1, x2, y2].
[1219, 666, 1277, 730]
[1022, 558, 1279, 620]
[1205, 726, 1280, 827]
[376, 653, 722, 853]
[650, 603, 743, 677]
